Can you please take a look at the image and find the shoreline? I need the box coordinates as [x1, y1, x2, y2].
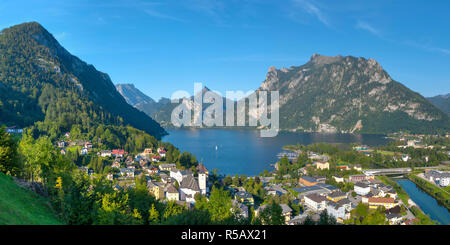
[406, 174, 450, 211]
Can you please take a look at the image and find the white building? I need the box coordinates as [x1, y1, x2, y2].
[80, 147, 88, 156]
[100, 150, 112, 157]
[326, 198, 352, 222]
[354, 182, 370, 196]
[170, 168, 192, 184]
[165, 184, 180, 201]
[425, 170, 450, 187]
[198, 171, 207, 195]
[179, 175, 200, 203]
[304, 194, 328, 212]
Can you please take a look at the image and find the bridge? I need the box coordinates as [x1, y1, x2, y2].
[363, 166, 443, 176]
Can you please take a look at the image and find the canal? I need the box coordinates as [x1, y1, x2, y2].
[397, 179, 450, 225]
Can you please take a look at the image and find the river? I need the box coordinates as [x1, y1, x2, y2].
[163, 129, 390, 176]
[397, 179, 450, 225]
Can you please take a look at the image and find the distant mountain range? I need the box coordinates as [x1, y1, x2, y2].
[427, 93, 450, 115]
[118, 54, 449, 134]
[0, 22, 166, 139]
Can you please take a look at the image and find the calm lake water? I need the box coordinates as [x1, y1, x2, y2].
[397, 179, 450, 225]
[163, 129, 390, 176]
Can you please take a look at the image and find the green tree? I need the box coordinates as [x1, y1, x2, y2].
[259, 203, 285, 225]
[0, 127, 21, 175]
[148, 204, 160, 224]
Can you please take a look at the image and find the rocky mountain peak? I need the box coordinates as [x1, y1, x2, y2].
[309, 54, 344, 65]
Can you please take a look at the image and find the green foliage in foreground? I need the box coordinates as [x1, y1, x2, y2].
[0, 172, 63, 225]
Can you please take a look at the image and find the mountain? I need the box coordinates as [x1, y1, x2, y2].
[116, 83, 155, 107]
[148, 86, 232, 128]
[115, 83, 169, 119]
[254, 54, 449, 134]
[0, 22, 166, 139]
[427, 93, 450, 115]
[123, 54, 449, 134]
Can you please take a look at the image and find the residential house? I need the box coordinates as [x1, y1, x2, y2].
[60, 149, 66, 155]
[57, 141, 66, 148]
[386, 213, 402, 225]
[112, 149, 125, 157]
[165, 184, 180, 201]
[80, 147, 88, 156]
[179, 175, 201, 203]
[159, 163, 176, 171]
[100, 150, 112, 157]
[336, 164, 350, 171]
[147, 165, 159, 175]
[354, 182, 371, 196]
[139, 158, 149, 168]
[280, 204, 293, 224]
[315, 161, 330, 170]
[157, 147, 166, 158]
[363, 197, 398, 209]
[400, 154, 410, 162]
[84, 142, 93, 149]
[122, 168, 135, 178]
[332, 176, 344, 183]
[326, 201, 348, 223]
[112, 161, 121, 168]
[151, 155, 160, 162]
[353, 165, 362, 171]
[235, 191, 255, 206]
[106, 173, 114, 181]
[304, 194, 328, 212]
[160, 173, 174, 184]
[148, 181, 165, 200]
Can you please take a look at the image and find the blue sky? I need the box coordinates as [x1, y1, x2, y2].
[1, 0, 449, 99]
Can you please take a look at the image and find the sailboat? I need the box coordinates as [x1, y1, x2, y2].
[215, 145, 218, 151]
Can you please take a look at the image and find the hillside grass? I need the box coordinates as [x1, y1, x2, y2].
[0, 173, 63, 225]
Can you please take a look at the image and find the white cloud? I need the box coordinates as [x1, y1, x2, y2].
[291, 0, 329, 27]
[356, 20, 380, 36]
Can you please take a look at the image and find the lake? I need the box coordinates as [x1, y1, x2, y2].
[397, 179, 450, 225]
[163, 129, 390, 176]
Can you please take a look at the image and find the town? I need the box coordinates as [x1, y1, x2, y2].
[55, 131, 450, 225]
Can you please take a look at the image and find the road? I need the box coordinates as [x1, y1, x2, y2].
[363, 166, 445, 176]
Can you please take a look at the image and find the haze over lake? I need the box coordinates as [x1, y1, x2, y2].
[163, 129, 391, 176]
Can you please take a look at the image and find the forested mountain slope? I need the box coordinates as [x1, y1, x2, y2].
[0, 22, 166, 139]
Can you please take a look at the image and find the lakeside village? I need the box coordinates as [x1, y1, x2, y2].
[55, 130, 450, 225]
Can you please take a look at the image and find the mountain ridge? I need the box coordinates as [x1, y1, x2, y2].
[427, 93, 450, 115]
[117, 54, 449, 134]
[0, 22, 167, 139]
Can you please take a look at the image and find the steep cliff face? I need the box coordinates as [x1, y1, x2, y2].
[256, 54, 449, 134]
